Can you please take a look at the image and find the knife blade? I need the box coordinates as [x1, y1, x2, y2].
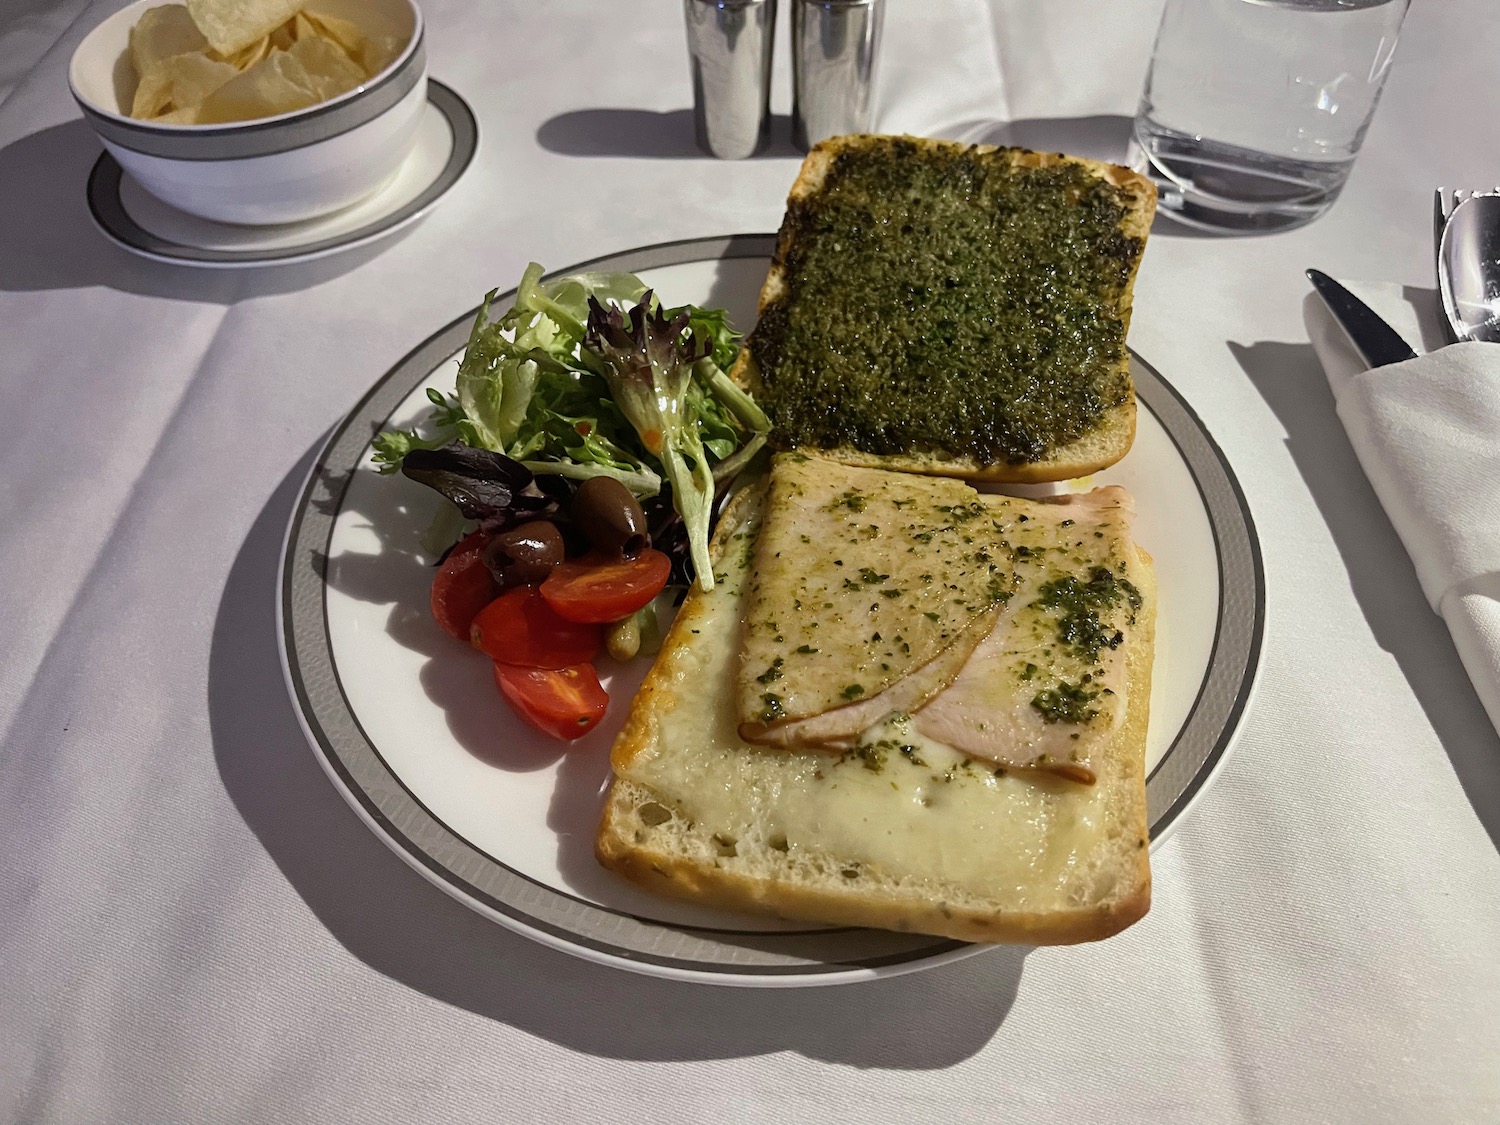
[1306, 269, 1419, 368]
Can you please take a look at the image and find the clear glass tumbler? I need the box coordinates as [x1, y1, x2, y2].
[1127, 0, 1410, 233]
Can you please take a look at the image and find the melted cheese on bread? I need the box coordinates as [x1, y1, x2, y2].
[622, 495, 1115, 901]
[600, 475, 1155, 940]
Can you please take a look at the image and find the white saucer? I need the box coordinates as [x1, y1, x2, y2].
[86, 81, 477, 268]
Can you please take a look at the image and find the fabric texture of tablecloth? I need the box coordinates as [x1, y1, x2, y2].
[1, 2, 1498, 1123]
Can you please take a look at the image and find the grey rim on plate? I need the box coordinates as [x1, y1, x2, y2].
[278, 234, 1265, 984]
[86, 80, 476, 267]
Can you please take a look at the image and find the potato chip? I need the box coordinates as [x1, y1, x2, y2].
[355, 33, 404, 79]
[267, 20, 297, 52]
[304, 9, 404, 80]
[285, 35, 365, 102]
[130, 67, 174, 119]
[186, 0, 307, 56]
[129, 5, 208, 79]
[218, 34, 272, 72]
[152, 105, 202, 125]
[132, 51, 239, 119]
[193, 47, 319, 123]
[123, 0, 398, 123]
[301, 9, 363, 57]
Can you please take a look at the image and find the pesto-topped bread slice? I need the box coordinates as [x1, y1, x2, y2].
[732, 134, 1156, 483]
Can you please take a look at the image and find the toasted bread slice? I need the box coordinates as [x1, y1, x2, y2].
[596, 475, 1155, 945]
[731, 134, 1156, 484]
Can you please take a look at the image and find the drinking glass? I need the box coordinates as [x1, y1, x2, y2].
[1127, 0, 1410, 233]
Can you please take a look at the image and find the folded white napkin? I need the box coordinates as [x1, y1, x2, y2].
[1305, 282, 1500, 740]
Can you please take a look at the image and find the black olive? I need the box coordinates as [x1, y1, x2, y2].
[571, 476, 649, 559]
[483, 521, 564, 586]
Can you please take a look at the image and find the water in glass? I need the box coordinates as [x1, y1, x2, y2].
[1130, 0, 1409, 233]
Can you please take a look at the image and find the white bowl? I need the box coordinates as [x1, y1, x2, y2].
[69, 0, 426, 225]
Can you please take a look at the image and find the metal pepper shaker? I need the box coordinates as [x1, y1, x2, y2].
[792, 0, 884, 150]
[683, 0, 778, 159]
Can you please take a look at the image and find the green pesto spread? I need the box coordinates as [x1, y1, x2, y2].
[1031, 678, 1103, 724]
[1028, 566, 1140, 722]
[1035, 566, 1142, 663]
[751, 137, 1141, 464]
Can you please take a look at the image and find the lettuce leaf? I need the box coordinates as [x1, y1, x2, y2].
[584, 294, 720, 588]
[374, 264, 770, 588]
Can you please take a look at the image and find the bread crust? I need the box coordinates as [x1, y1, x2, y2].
[597, 782, 1149, 945]
[730, 133, 1156, 485]
[605, 485, 764, 776]
[596, 482, 1156, 946]
[746, 405, 1137, 484]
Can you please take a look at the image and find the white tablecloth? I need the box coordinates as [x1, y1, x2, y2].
[2, 2, 1498, 1122]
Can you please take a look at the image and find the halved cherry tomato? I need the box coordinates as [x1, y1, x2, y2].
[538, 548, 672, 624]
[494, 663, 609, 741]
[469, 586, 602, 668]
[430, 531, 498, 640]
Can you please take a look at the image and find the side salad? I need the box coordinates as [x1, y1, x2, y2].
[372, 265, 770, 741]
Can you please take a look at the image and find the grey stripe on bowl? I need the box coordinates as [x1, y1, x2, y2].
[77, 35, 424, 162]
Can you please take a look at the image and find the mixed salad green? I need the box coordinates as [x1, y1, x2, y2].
[373, 264, 770, 590]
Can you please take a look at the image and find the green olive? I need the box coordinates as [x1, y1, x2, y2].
[604, 613, 641, 661]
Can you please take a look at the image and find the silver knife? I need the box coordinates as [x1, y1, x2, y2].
[1306, 269, 1419, 368]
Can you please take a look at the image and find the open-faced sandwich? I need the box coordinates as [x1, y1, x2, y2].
[597, 453, 1155, 944]
[597, 135, 1159, 944]
[732, 133, 1156, 483]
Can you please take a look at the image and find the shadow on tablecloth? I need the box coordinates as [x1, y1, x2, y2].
[207, 447, 1025, 1067]
[0, 120, 414, 298]
[536, 108, 803, 161]
[534, 106, 1220, 251]
[1232, 336, 1500, 853]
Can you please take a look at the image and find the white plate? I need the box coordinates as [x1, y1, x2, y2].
[86, 81, 476, 268]
[279, 235, 1265, 986]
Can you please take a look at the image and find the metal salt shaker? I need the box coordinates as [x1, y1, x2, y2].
[683, 0, 778, 159]
[792, 0, 884, 150]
